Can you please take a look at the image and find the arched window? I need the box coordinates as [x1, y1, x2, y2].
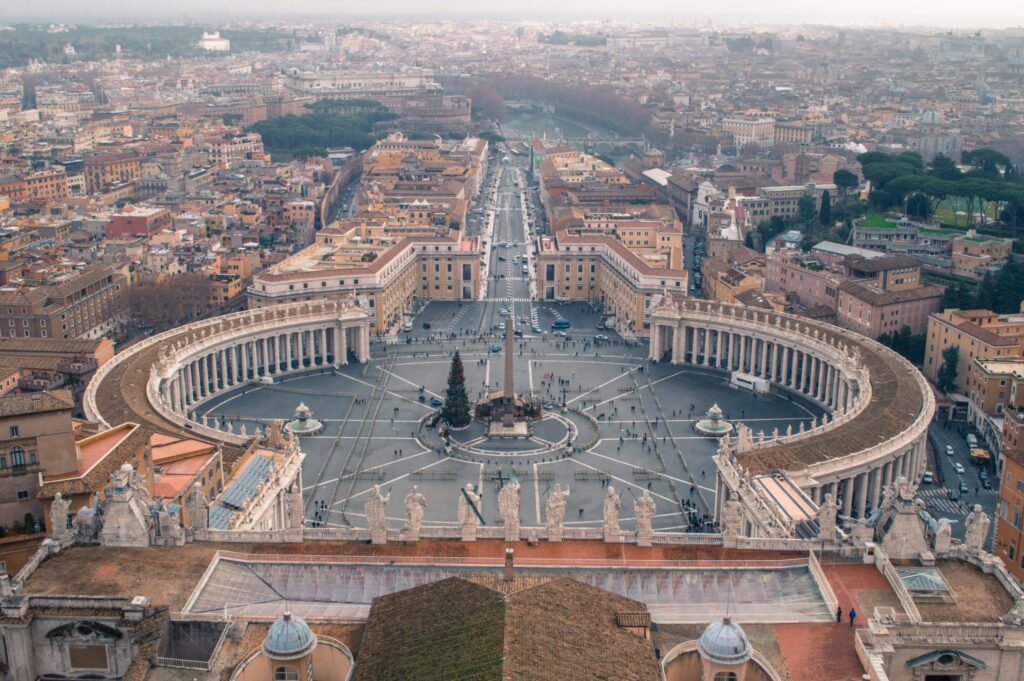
[10, 447, 24, 468]
[274, 667, 298, 681]
[714, 673, 738, 681]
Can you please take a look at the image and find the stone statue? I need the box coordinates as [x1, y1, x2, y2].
[603, 485, 621, 542]
[635, 489, 657, 546]
[964, 504, 992, 553]
[73, 505, 100, 542]
[364, 484, 390, 544]
[187, 483, 209, 531]
[498, 479, 521, 542]
[817, 492, 838, 541]
[50, 493, 72, 539]
[545, 483, 570, 542]
[403, 485, 427, 541]
[458, 483, 483, 541]
[266, 419, 289, 449]
[722, 497, 744, 539]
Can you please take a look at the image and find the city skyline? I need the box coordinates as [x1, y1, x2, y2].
[8, 0, 1024, 29]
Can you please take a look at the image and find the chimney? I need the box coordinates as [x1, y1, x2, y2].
[504, 548, 514, 582]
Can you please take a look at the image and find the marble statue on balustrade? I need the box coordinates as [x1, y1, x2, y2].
[286, 486, 304, 530]
[546, 483, 570, 542]
[635, 489, 656, 546]
[603, 486, 621, 543]
[73, 495, 102, 543]
[50, 493, 71, 540]
[498, 479, 521, 542]
[722, 497, 744, 540]
[365, 484, 390, 545]
[816, 492, 838, 541]
[919, 509, 955, 554]
[964, 504, 992, 553]
[458, 483, 483, 541]
[188, 483, 209, 531]
[403, 485, 427, 541]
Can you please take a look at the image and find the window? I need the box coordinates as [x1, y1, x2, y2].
[16, 490, 28, 500]
[714, 674, 738, 681]
[11, 446, 24, 468]
[275, 667, 299, 681]
[9, 426, 18, 437]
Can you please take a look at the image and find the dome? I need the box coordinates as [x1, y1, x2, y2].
[697, 617, 752, 665]
[263, 613, 316, 660]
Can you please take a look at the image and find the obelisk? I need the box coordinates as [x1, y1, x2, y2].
[504, 317, 514, 399]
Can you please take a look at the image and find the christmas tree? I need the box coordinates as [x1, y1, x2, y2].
[441, 350, 471, 427]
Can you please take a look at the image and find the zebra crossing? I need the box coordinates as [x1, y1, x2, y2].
[918, 487, 996, 517]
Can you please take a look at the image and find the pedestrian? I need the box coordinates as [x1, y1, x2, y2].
[836, 606, 842, 623]
[849, 608, 857, 627]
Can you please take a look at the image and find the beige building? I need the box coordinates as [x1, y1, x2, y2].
[951, 231, 1013, 281]
[0, 265, 127, 340]
[537, 231, 686, 336]
[924, 306, 1024, 393]
[722, 117, 775, 148]
[249, 221, 481, 333]
[0, 390, 76, 529]
[966, 357, 1024, 458]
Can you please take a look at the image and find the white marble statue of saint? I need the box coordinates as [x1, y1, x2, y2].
[498, 479, 521, 539]
[50, 492, 72, 539]
[603, 485, 621, 540]
[364, 484, 390, 543]
[546, 483, 570, 538]
[634, 489, 656, 539]
[458, 483, 483, 529]
[403, 485, 427, 539]
[964, 504, 991, 553]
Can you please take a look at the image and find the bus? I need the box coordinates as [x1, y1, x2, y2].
[552, 319, 571, 330]
[730, 371, 769, 395]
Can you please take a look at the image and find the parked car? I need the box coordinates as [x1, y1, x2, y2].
[430, 397, 444, 407]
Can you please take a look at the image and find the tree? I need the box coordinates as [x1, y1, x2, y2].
[441, 351, 472, 427]
[937, 346, 960, 393]
[927, 153, 962, 181]
[878, 325, 926, 365]
[798, 195, 817, 223]
[120, 273, 213, 335]
[833, 169, 859, 197]
[818, 190, 832, 227]
[974, 272, 995, 310]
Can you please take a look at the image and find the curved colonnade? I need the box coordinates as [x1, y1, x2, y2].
[650, 298, 934, 526]
[84, 299, 371, 446]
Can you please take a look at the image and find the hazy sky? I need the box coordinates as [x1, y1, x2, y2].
[8, 0, 1024, 28]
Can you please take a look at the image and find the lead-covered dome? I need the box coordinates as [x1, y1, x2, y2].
[263, 612, 316, 660]
[697, 617, 752, 665]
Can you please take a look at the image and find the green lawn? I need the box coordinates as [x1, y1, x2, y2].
[859, 213, 900, 229]
[933, 196, 999, 227]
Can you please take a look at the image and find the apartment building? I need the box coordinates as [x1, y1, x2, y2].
[83, 152, 142, 194]
[722, 117, 775, 147]
[0, 169, 69, 204]
[734, 182, 836, 223]
[0, 390, 76, 529]
[0, 265, 127, 340]
[996, 403, 1024, 582]
[924, 306, 1024, 393]
[106, 205, 173, 238]
[967, 357, 1024, 456]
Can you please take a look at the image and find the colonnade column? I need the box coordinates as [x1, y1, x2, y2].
[842, 477, 855, 516]
[855, 471, 869, 518]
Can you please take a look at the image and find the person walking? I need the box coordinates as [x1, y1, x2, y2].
[849, 608, 857, 627]
[836, 606, 842, 623]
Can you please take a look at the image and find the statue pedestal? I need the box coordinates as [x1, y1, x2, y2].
[370, 529, 387, 545]
[637, 530, 653, 547]
[504, 524, 520, 542]
[548, 525, 563, 542]
[461, 523, 478, 542]
[488, 420, 530, 438]
[603, 528, 621, 543]
[401, 528, 420, 543]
